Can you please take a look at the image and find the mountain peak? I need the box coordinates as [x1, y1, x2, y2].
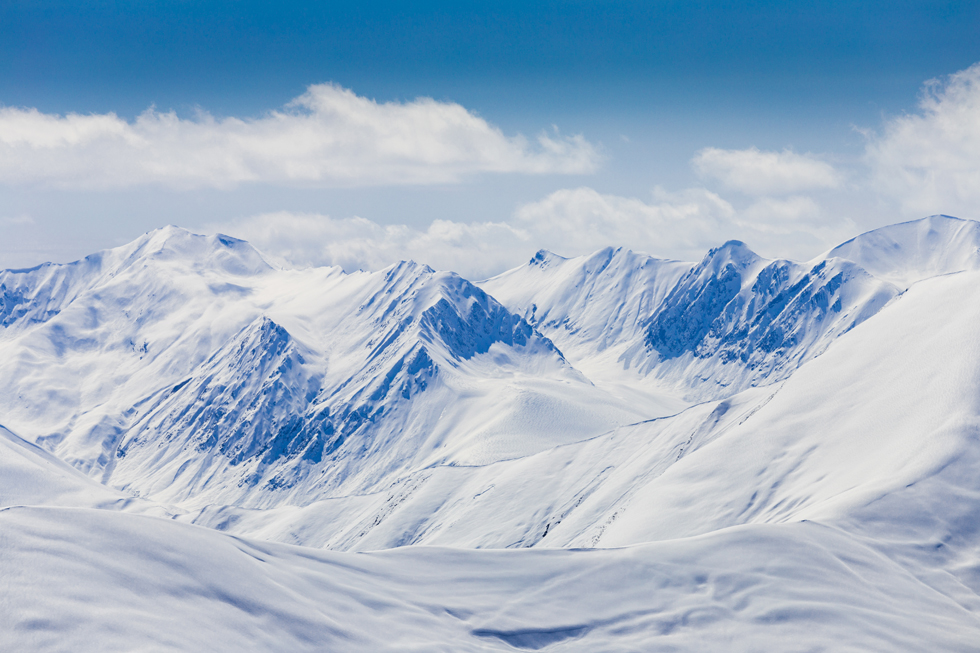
[828, 215, 980, 288]
[115, 227, 273, 277]
[702, 240, 761, 270]
[529, 249, 566, 268]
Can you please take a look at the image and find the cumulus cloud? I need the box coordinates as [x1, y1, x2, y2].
[512, 186, 740, 260]
[865, 62, 980, 218]
[209, 212, 532, 280]
[211, 188, 744, 279]
[693, 147, 842, 196]
[213, 184, 857, 280]
[0, 84, 599, 189]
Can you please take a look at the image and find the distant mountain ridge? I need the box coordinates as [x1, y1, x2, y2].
[2, 215, 979, 516]
[481, 216, 978, 400]
[827, 214, 980, 287]
[0, 226, 644, 510]
[5, 216, 980, 651]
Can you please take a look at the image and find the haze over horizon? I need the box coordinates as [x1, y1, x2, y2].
[3, 1, 980, 278]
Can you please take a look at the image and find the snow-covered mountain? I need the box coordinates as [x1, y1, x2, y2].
[828, 214, 980, 287]
[0, 226, 647, 510]
[4, 215, 980, 651]
[481, 232, 905, 401]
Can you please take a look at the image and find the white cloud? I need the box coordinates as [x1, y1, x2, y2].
[865, 62, 980, 219]
[515, 187, 853, 262]
[693, 147, 842, 196]
[0, 214, 34, 226]
[209, 212, 532, 280]
[741, 195, 821, 225]
[214, 187, 743, 279]
[512, 186, 740, 260]
[213, 188, 740, 279]
[213, 185, 856, 280]
[0, 84, 599, 190]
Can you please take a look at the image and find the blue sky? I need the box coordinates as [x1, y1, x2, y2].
[2, 1, 980, 275]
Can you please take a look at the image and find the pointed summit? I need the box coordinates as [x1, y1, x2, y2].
[528, 249, 566, 268]
[698, 240, 763, 275]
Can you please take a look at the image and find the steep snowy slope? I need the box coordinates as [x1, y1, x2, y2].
[167, 264, 980, 646]
[0, 423, 166, 514]
[186, 267, 980, 571]
[5, 266, 980, 650]
[5, 218, 980, 650]
[477, 248, 693, 410]
[0, 227, 647, 510]
[601, 266, 980, 544]
[829, 214, 980, 288]
[481, 240, 898, 401]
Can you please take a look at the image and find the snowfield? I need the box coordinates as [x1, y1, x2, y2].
[3, 215, 980, 650]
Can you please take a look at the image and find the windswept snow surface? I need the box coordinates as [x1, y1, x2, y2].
[828, 214, 980, 288]
[4, 508, 978, 652]
[4, 216, 980, 650]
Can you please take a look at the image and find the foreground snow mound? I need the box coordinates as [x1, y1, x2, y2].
[0, 424, 129, 511]
[0, 423, 172, 522]
[0, 227, 646, 509]
[3, 507, 977, 652]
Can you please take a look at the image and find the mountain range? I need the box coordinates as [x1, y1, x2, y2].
[3, 215, 980, 651]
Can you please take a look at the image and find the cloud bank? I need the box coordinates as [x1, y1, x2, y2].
[865, 62, 980, 217]
[693, 147, 842, 195]
[211, 188, 745, 280]
[10, 63, 980, 278]
[214, 186, 856, 280]
[0, 84, 599, 189]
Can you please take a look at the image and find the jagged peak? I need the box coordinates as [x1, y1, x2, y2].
[711, 239, 754, 257]
[381, 259, 436, 277]
[205, 315, 296, 363]
[695, 239, 764, 276]
[582, 245, 679, 269]
[529, 249, 567, 268]
[0, 228, 199, 277]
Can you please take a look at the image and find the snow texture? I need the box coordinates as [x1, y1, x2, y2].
[3, 215, 980, 650]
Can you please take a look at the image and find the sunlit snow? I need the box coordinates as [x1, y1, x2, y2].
[3, 215, 980, 650]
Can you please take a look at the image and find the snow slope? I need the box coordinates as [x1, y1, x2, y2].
[4, 216, 980, 650]
[0, 423, 167, 515]
[3, 507, 978, 652]
[828, 214, 980, 288]
[0, 227, 647, 511]
[182, 264, 980, 597]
